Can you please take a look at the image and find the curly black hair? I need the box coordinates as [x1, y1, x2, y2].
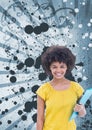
[41, 45, 76, 76]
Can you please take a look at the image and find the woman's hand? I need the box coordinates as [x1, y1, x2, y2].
[74, 104, 86, 117]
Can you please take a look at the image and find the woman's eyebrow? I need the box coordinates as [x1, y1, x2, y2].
[50, 64, 57, 67]
[51, 65, 57, 66]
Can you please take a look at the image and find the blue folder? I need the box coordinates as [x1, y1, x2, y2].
[69, 88, 92, 121]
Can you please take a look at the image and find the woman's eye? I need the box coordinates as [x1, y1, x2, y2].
[60, 66, 66, 68]
[60, 66, 64, 68]
[52, 67, 57, 69]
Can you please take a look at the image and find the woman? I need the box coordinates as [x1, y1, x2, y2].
[36, 45, 86, 130]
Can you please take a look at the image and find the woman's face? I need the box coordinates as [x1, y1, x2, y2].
[50, 61, 67, 79]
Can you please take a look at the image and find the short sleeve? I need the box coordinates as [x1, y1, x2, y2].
[72, 82, 84, 99]
[36, 83, 48, 101]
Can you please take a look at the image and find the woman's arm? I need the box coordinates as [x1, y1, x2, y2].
[74, 104, 86, 117]
[36, 95, 45, 130]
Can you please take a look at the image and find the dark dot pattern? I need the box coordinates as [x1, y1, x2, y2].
[34, 56, 41, 69]
[21, 115, 27, 121]
[38, 72, 47, 81]
[10, 76, 17, 83]
[10, 70, 15, 75]
[34, 26, 42, 35]
[17, 62, 24, 70]
[19, 87, 25, 93]
[7, 120, 12, 124]
[24, 25, 33, 34]
[24, 101, 32, 112]
[24, 22, 49, 35]
[24, 57, 34, 67]
[18, 110, 23, 115]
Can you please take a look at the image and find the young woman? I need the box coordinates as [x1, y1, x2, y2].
[36, 45, 86, 130]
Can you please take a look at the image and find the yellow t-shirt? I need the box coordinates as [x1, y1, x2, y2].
[36, 81, 84, 130]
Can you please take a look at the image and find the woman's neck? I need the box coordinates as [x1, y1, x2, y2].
[50, 78, 70, 90]
[51, 77, 67, 83]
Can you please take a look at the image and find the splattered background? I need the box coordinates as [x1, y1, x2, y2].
[0, 0, 92, 130]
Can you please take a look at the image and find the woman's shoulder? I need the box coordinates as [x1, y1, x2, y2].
[40, 82, 50, 87]
[39, 82, 51, 90]
[71, 81, 79, 85]
[71, 81, 83, 87]
[71, 81, 84, 97]
[36, 82, 50, 100]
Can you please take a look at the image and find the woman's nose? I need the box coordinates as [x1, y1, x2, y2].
[56, 67, 62, 72]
